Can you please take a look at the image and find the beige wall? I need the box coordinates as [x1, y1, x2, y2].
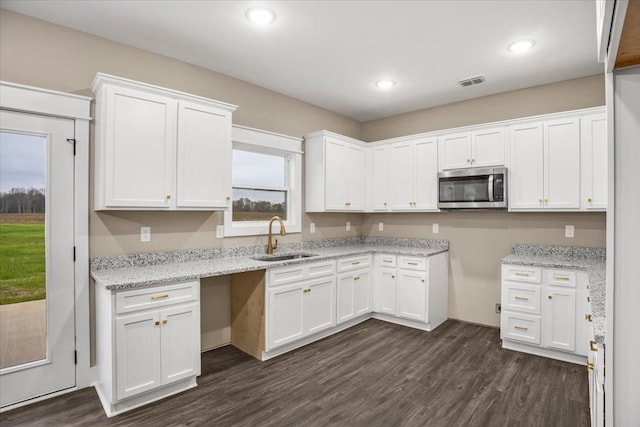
[362, 212, 605, 326]
[1, 10, 607, 331]
[361, 74, 605, 141]
[0, 9, 363, 257]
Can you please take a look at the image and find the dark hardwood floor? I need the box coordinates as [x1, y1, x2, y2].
[0, 319, 589, 426]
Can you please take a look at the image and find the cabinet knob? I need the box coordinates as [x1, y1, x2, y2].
[162, 319, 168, 325]
[586, 362, 594, 371]
[548, 295, 552, 299]
[544, 198, 548, 204]
[590, 340, 598, 352]
[539, 198, 543, 204]
[384, 202, 387, 207]
[155, 321, 160, 326]
[585, 314, 593, 322]
[421, 279, 425, 283]
[587, 197, 592, 203]
[391, 275, 395, 279]
[354, 276, 360, 281]
[165, 194, 171, 200]
[226, 196, 231, 201]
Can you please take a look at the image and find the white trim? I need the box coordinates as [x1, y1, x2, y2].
[92, 73, 237, 112]
[225, 126, 302, 237]
[0, 81, 92, 120]
[0, 82, 93, 395]
[366, 106, 606, 145]
[233, 124, 303, 153]
[605, 0, 629, 73]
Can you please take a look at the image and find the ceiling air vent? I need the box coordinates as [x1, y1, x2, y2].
[458, 75, 486, 87]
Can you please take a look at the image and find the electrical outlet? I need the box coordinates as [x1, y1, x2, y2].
[310, 223, 316, 233]
[346, 221, 351, 231]
[432, 223, 439, 234]
[216, 225, 224, 238]
[378, 222, 384, 232]
[140, 226, 151, 242]
[495, 303, 501, 313]
[565, 225, 575, 238]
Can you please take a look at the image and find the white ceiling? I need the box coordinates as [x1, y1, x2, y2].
[1, 0, 603, 122]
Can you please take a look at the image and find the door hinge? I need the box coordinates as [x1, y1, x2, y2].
[66, 138, 76, 156]
[74, 350, 77, 365]
[73, 246, 76, 262]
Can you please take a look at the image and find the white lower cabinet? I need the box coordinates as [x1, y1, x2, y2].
[372, 253, 449, 331]
[501, 265, 587, 363]
[266, 260, 337, 351]
[337, 255, 372, 324]
[96, 280, 201, 417]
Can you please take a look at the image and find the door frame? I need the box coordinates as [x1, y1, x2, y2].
[0, 81, 91, 407]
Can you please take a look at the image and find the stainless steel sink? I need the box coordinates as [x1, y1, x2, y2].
[252, 253, 317, 262]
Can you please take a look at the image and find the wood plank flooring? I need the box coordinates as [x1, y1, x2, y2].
[0, 319, 589, 426]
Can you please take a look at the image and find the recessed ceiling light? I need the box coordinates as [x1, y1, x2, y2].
[246, 7, 276, 25]
[376, 80, 396, 89]
[508, 40, 535, 53]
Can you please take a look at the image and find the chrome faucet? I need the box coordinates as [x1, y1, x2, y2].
[267, 216, 287, 255]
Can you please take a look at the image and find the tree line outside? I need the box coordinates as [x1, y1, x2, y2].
[0, 187, 45, 214]
[232, 197, 287, 221]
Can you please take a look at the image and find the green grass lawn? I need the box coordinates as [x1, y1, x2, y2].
[0, 223, 45, 305]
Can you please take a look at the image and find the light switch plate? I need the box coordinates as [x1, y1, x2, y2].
[432, 223, 439, 234]
[346, 221, 351, 231]
[140, 226, 151, 242]
[216, 225, 224, 238]
[565, 225, 575, 238]
[378, 222, 384, 232]
[310, 223, 316, 233]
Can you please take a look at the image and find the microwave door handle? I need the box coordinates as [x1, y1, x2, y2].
[488, 174, 494, 202]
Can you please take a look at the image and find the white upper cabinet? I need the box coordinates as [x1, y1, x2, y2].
[581, 114, 607, 210]
[176, 101, 232, 209]
[509, 117, 581, 211]
[304, 131, 366, 212]
[440, 127, 506, 170]
[92, 73, 237, 211]
[370, 145, 390, 211]
[388, 137, 438, 211]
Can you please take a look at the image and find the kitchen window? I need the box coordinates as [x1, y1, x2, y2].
[223, 125, 302, 237]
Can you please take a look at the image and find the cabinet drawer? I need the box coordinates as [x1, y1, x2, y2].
[268, 260, 336, 287]
[376, 254, 397, 268]
[502, 283, 541, 315]
[307, 260, 336, 278]
[545, 270, 577, 287]
[115, 281, 198, 314]
[398, 256, 427, 271]
[337, 255, 371, 272]
[501, 312, 541, 345]
[269, 265, 305, 286]
[502, 265, 541, 283]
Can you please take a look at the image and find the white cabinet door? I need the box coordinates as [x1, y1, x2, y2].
[324, 137, 348, 210]
[176, 101, 231, 209]
[581, 114, 607, 210]
[441, 132, 471, 170]
[374, 267, 396, 315]
[160, 303, 200, 385]
[509, 123, 544, 209]
[267, 283, 304, 349]
[336, 272, 355, 324]
[544, 118, 580, 209]
[388, 141, 414, 210]
[304, 277, 336, 335]
[472, 127, 506, 167]
[104, 85, 177, 208]
[346, 143, 366, 210]
[115, 310, 162, 400]
[544, 287, 576, 352]
[397, 270, 427, 322]
[371, 145, 389, 210]
[413, 138, 438, 210]
[353, 270, 371, 316]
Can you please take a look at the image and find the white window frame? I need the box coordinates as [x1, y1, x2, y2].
[224, 125, 302, 237]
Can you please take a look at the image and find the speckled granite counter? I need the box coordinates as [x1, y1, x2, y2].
[91, 237, 448, 290]
[502, 244, 606, 344]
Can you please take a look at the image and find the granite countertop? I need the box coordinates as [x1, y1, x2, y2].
[91, 237, 448, 291]
[502, 244, 606, 344]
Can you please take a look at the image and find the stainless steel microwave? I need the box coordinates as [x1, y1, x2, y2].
[437, 167, 508, 209]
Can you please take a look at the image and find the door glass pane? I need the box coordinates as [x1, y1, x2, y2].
[0, 131, 47, 369]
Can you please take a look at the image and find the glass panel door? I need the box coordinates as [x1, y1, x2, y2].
[0, 132, 47, 369]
